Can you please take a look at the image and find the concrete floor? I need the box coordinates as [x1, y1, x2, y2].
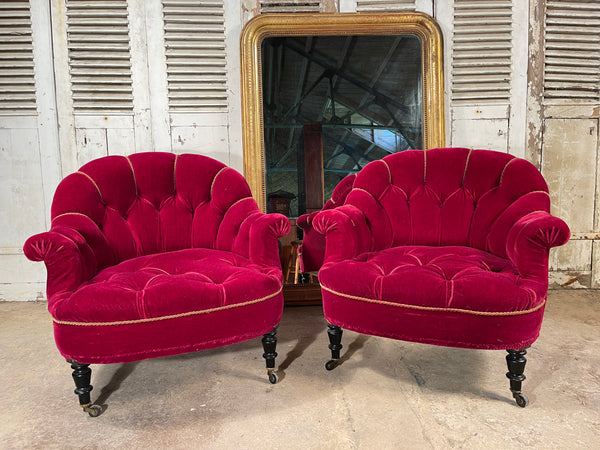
[1, 290, 599, 449]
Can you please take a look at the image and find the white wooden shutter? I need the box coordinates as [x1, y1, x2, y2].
[260, 1, 322, 13]
[451, 0, 512, 103]
[0, 1, 36, 114]
[446, 1, 528, 155]
[66, 0, 134, 114]
[356, 0, 416, 12]
[1, 1, 61, 301]
[162, 0, 228, 112]
[544, 0, 600, 103]
[538, 1, 600, 287]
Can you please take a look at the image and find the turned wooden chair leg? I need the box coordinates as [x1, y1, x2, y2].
[325, 324, 343, 370]
[69, 360, 102, 417]
[506, 348, 529, 407]
[294, 249, 300, 284]
[262, 326, 279, 384]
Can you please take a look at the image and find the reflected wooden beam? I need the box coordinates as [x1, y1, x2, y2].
[325, 36, 405, 169]
[285, 37, 314, 163]
[303, 122, 324, 213]
[283, 38, 409, 114]
[319, 36, 354, 121]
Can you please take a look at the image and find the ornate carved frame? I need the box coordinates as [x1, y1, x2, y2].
[240, 12, 445, 211]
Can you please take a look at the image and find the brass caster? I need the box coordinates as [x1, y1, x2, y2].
[325, 359, 339, 371]
[268, 370, 279, 384]
[82, 404, 102, 417]
[513, 392, 529, 408]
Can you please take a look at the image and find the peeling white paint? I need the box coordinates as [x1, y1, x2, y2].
[2, 0, 600, 300]
[549, 271, 590, 290]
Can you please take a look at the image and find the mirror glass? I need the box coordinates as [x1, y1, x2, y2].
[241, 12, 445, 214]
[262, 34, 423, 217]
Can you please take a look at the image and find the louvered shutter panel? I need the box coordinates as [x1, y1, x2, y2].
[260, 1, 322, 13]
[163, 0, 228, 112]
[544, 0, 600, 102]
[356, 0, 416, 12]
[66, 0, 133, 114]
[0, 1, 36, 113]
[451, 0, 512, 103]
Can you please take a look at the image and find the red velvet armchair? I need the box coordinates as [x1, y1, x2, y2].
[313, 148, 570, 407]
[296, 173, 356, 274]
[24, 152, 290, 416]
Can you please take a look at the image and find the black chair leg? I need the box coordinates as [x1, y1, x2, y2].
[325, 324, 343, 370]
[506, 348, 529, 407]
[69, 360, 102, 417]
[262, 326, 279, 384]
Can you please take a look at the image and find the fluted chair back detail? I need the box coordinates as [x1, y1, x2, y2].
[23, 152, 290, 416]
[342, 147, 549, 256]
[314, 148, 570, 408]
[50, 153, 269, 269]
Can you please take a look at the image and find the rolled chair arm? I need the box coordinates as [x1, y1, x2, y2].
[296, 211, 323, 273]
[313, 205, 373, 264]
[247, 213, 291, 269]
[23, 227, 98, 301]
[506, 211, 571, 279]
[296, 211, 317, 231]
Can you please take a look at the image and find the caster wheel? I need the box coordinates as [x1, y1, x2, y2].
[268, 371, 279, 384]
[514, 393, 529, 408]
[84, 404, 102, 417]
[325, 360, 338, 371]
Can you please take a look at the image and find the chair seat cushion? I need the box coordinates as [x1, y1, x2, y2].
[319, 246, 548, 350]
[51, 248, 282, 323]
[50, 248, 284, 363]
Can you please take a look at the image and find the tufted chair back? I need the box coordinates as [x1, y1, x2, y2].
[322, 173, 357, 212]
[345, 147, 550, 258]
[50, 152, 261, 271]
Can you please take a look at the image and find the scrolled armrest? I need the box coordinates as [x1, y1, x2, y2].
[313, 205, 372, 264]
[296, 211, 317, 231]
[246, 213, 290, 269]
[23, 227, 97, 301]
[296, 211, 324, 272]
[506, 211, 570, 278]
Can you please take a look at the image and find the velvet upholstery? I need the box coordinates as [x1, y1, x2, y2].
[314, 148, 570, 350]
[296, 173, 356, 273]
[24, 152, 290, 364]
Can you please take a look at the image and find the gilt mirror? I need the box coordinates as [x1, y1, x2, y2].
[241, 12, 445, 214]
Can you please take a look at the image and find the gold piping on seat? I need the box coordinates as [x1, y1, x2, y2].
[52, 287, 282, 327]
[320, 284, 546, 317]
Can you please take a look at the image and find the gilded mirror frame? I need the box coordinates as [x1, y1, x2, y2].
[240, 12, 445, 211]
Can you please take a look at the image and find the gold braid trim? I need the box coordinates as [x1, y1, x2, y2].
[52, 211, 95, 224]
[423, 148, 427, 184]
[124, 156, 139, 197]
[320, 284, 546, 317]
[499, 157, 517, 185]
[381, 158, 392, 185]
[53, 287, 282, 326]
[173, 154, 179, 193]
[210, 167, 228, 199]
[76, 172, 105, 204]
[461, 149, 473, 186]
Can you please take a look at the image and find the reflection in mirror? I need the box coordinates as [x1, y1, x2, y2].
[262, 34, 423, 217]
[241, 12, 445, 214]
